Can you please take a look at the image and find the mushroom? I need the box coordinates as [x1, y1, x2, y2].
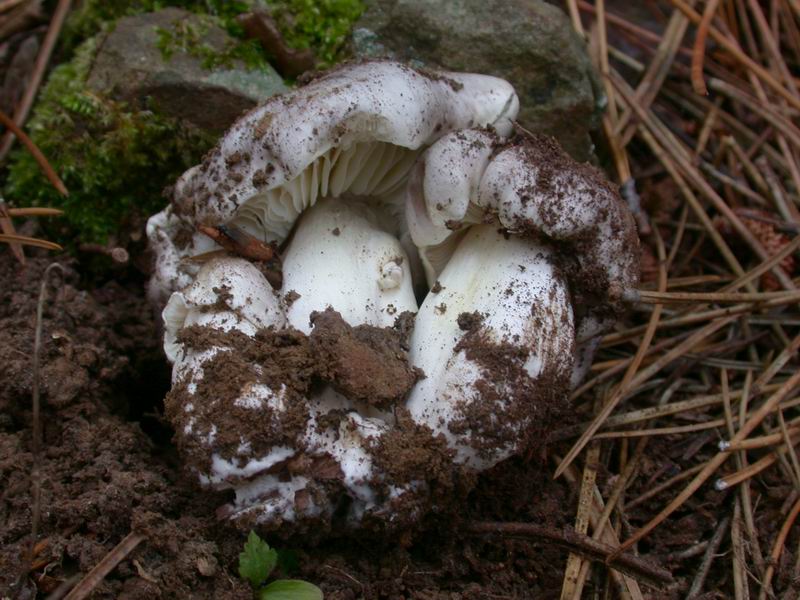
[150, 60, 520, 526]
[404, 129, 639, 469]
[148, 60, 639, 529]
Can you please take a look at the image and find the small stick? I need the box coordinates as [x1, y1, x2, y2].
[626, 463, 706, 510]
[690, 0, 721, 95]
[716, 438, 798, 489]
[721, 423, 800, 451]
[731, 499, 749, 600]
[467, 522, 672, 587]
[198, 224, 277, 263]
[686, 516, 731, 597]
[6, 207, 63, 217]
[780, 411, 800, 486]
[0, 201, 23, 263]
[77, 243, 129, 264]
[0, 110, 67, 196]
[637, 289, 800, 304]
[560, 442, 600, 599]
[0, 233, 62, 251]
[63, 532, 146, 600]
[24, 264, 65, 584]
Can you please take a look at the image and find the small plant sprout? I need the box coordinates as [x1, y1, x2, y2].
[148, 60, 638, 529]
[238, 531, 322, 600]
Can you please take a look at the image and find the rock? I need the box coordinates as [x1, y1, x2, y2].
[87, 8, 287, 133]
[352, 0, 603, 161]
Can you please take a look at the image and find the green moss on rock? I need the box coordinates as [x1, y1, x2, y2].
[268, 0, 364, 68]
[5, 38, 216, 245]
[6, 0, 364, 247]
[64, 0, 363, 70]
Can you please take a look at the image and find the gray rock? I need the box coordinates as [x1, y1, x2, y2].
[352, 0, 603, 161]
[87, 8, 287, 133]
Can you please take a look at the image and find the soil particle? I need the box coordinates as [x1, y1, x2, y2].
[309, 308, 422, 409]
[456, 311, 484, 332]
[430, 280, 443, 294]
[368, 409, 456, 490]
[283, 289, 301, 307]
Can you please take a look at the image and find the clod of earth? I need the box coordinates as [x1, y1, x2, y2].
[147, 59, 639, 530]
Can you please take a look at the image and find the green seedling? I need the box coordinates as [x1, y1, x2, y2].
[238, 531, 323, 600]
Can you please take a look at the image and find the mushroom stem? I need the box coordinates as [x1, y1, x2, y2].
[406, 225, 575, 470]
[281, 197, 418, 332]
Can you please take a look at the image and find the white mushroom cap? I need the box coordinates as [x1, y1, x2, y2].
[147, 61, 519, 304]
[162, 257, 285, 364]
[173, 61, 519, 229]
[406, 129, 498, 282]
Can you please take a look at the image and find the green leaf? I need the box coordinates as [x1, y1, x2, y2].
[238, 531, 278, 588]
[259, 579, 323, 600]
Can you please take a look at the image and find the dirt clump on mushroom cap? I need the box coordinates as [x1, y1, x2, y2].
[166, 324, 316, 476]
[309, 307, 423, 409]
[166, 308, 427, 486]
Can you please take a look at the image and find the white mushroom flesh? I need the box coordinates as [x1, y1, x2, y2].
[406, 225, 574, 470]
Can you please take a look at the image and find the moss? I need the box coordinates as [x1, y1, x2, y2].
[268, 0, 364, 68]
[6, 0, 363, 246]
[63, 0, 364, 69]
[155, 13, 268, 71]
[4, 38, 216, 245]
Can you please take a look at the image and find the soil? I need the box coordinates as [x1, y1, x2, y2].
[1, 253, 793, 598]
[309, 308, 423, 409]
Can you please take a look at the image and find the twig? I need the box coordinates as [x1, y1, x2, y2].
[63, 532, 146, 600]
[731, 499, 749, 600]
[721, 423, 800, 451]
[23, 263, 64, 585]
[467, 522, 672, 587]
[617, 367, 800, 553]
[0, 0, 72, 162]
[0, 233, 61, 251]
[0, 109, 67, 195]
[560, 442, 600, 599]
[716, 437, 798, 489]
[0, 201, 23, 263]
[637, 288, 800, 304]
[687, 515, 730, 597]
[690, 0, 721, 95]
